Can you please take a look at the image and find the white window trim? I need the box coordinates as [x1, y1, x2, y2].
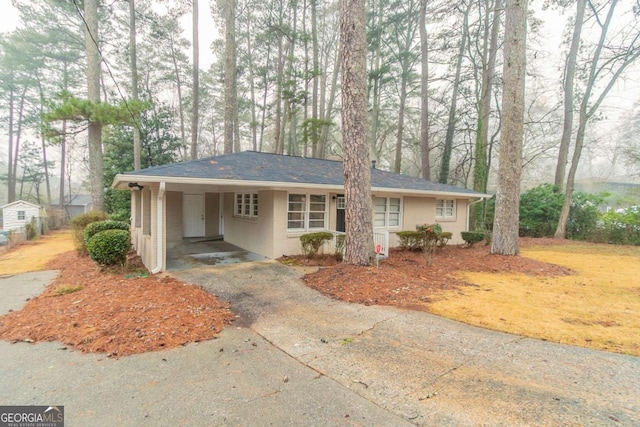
[436, 199, 456, 220]
[235, 192, 259, 219]
[287, 193, 328, 232]
[373, 196, 402, 229]
[17, 210, 26, 221]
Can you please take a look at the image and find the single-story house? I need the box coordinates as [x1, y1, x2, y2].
[112, 151, 489, 273]
[1, 200, 42, 232]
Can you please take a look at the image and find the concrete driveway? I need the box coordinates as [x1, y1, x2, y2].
[1, 262, 639, 426]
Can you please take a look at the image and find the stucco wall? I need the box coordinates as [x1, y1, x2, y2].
[165, 191, 183, 243]
[205, 193, 220, 236]
[223, 190, 276, 258]
[395, 196, 468, 246]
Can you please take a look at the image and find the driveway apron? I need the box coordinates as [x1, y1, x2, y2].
[172, 260, 640, 426]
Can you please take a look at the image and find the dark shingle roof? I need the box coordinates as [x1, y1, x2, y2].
[120, 151, 483, 197]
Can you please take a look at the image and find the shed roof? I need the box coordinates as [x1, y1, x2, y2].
[1, 200, 41, 210]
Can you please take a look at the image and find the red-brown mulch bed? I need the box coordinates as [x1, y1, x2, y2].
[302, 239, 574, 310]
[0, 252, 234, 357]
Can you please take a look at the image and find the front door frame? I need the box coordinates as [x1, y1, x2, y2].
[183, 193, 205, 237]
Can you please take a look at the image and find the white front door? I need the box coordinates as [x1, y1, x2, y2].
[183, 194, 205, 237]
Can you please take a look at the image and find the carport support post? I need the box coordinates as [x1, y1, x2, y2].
[151, 182, 166, 273]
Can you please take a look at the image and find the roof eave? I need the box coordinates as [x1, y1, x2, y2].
[114, 174, 489, 198]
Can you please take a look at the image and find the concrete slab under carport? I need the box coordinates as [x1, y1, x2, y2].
[165, 237, 268, 271]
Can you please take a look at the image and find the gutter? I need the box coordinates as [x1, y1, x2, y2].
[151, 181, 166, 274]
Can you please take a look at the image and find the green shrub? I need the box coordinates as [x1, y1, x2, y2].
[87, 229, 131, 266]
[397, 231, 424, 251]
[71, 211, 109, 255]
[334, 234, 345, 262]
[437, 231, 452, 247]
[25, 218, 38, 240]
[84, 220, 130, 245]
[300, 231, 334, 259]
[461, 231, 485, 248]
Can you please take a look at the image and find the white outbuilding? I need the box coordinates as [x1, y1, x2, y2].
[1, 200, 42, 232]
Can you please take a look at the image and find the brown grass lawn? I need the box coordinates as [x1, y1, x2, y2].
[427, 243, 640, 356]
[0, 231, 75, 275]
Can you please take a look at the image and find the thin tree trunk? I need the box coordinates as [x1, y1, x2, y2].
[490, 0, 527, 256]
[169, 32, 187, 156]
[59, 64, 69, 210]
[311, 0, 320, 157]
[191, 0, 199, 159]
[341, 0, 373, 266]
[419, 0, 430, 180]
[130, 0, 141, 170]
[274, 36, 285, 154]
[245, 13, 258, 152]
[36, 74, 52, 206]
[472, 0, 501, 229]
[368, 0, 384, 163]
[223, 0, 236, 154]
[85, 0, 104, 211]
[439, 2, 471, 184]
[554, 0, 585, 189]
[320, 47, 340, 158]
[7, 85, 15, 203]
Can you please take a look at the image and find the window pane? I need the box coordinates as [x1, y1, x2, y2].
[375, 197, 386, 212]
[236, 195, 243, 215]
[309, 211, 325, 228]
[389, 212, 400, 227]
[288, 194, 305, 212]
[374, 212, 386, 227]
[336, 196, 345, 210]
[252, 194, 259, 216]
[287, 212, 305, 229]
[390, 198, 400, 211]
[309, 194, 326, 211]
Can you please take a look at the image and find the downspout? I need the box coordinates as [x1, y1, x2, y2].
[467, 197, 484, 231]
[151, 181, 166, 274]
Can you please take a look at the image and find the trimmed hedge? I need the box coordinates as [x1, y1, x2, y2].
[300, 231, 334, 259]
[71, 211, 110, 255]
[461, 231, 485, 248]
[84, 220, 130, 245]
[87, 229, 131, 266]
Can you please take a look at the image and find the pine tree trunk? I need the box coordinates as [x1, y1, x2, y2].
[85, 0, 104, 212]
[130, 0, 141, 170]
[341, 0, 373, 266]
[191, 0, 200, 159]
[419, 0, 430, 180]
[490, 0, 528, 256]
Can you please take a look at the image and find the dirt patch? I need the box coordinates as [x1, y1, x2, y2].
[302, 241, 574, 309]
[0, 251, 234, 357]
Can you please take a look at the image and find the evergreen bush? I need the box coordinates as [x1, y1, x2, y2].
[87, 229, 131, 266]
[84, 220, 130, 245]
[71, 211, 109, 255]
[461, 231, 485, 247]
[300, 232, 334, 259]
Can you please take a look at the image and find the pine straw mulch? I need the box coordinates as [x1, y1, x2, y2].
[301, 238, 576, 310]
[0, 251, 234, 358]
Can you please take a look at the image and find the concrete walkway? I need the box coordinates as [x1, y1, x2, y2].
[1, 262, 639, 426]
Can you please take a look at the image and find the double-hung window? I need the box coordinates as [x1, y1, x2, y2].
[17, 210, 25, 221]
[436, 199, 456, 220]
[374, 197, 401, 228]
[288, 193, 327, 231]
[235, 193, 258, 219]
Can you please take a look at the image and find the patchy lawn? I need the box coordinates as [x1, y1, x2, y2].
[0, 231, 75, 275]
[0, 230, 234, 357]
[303, 239, 640, 356]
